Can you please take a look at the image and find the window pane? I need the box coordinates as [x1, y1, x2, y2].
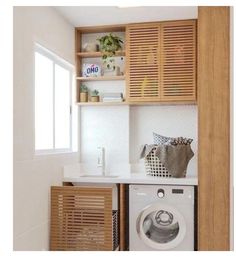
[72, 75, 78, 152]
[55, 64, 70, 149]
[35, 52, 53, 150]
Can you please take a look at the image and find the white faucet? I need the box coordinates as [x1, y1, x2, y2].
[97, 147, 105, 176]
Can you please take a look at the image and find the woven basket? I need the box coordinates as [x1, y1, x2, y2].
[112, 210, 119, 250]
[144, 147, 186, 178]
[145, 148, 171, 177]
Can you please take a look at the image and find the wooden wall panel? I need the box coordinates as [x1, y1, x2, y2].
[161, 20, 196, 101]
[198, 6, 230, 250]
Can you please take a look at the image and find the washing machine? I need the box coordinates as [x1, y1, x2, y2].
[129, 184, 194, 251]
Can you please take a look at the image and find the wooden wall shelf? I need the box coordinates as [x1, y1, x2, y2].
[76, 101, 196, 106]
[76, 24, 126, 34]
[77, 51, 125, 58]
[76, 102, 127, 106]
[76, 76, 125, 81]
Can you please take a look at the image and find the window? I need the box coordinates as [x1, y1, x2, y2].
[34, 44, 77, 154]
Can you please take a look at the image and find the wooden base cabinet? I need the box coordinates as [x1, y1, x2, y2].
[50, 186, 119, 251]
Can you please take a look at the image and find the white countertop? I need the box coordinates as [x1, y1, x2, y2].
[63, 163, 198, 186]
[64, 173, 198, 186]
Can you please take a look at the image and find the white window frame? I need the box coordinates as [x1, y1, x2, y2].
[34, 43, 75, 155]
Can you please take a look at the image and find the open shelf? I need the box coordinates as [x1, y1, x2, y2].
[76, 101, 196, 106]
[76, 101, 127, 106]
[76, 24, 126, 34]
[77, 51, 125, 58]
[76, 75, 125, 81]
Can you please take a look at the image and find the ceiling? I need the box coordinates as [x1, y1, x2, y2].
[54, 6, 198, 27]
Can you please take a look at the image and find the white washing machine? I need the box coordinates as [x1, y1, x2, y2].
[129, 184, 195, 251]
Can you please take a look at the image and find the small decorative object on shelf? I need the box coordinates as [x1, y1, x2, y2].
[80, 84, 89, 102]
[82, 63, 101, 77]
[102, 59, 121, 76]
[101, 92, 123, 103]
[90, 89, 100, 102]
[97, 33, 123, 76]
[82, 42, 99, 52]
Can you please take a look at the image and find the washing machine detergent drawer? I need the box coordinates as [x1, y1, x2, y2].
[129, 185, 194, 251]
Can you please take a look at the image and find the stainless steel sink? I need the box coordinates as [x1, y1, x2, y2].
[79, 175, 118, 178]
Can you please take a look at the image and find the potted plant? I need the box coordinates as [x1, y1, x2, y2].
[97, 33, 123, 74]
[90, 89, 100, 102]
[80, 84, 89, 102]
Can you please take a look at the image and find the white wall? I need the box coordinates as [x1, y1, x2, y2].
[80, 106, 129, 175]
[13, 6, 77, 250]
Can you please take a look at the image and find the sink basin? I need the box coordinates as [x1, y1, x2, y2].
[79, 175, 118, 178]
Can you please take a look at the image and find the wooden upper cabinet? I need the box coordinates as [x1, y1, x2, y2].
[126, 23, 161, 102]
[126, 20, 197, 103]
[161, 20, 196, 101]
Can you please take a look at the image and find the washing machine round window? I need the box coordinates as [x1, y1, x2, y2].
[136, 203, 187, 250]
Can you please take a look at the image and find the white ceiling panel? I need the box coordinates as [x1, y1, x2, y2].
[54, 6, 198, 27]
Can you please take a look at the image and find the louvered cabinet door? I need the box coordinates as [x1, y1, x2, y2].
[50, 186, 113, 251]
[161, 20, 196, 101]
[126, 24, 161, 102]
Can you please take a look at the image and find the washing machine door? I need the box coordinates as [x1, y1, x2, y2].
[136, 203, 186, 250]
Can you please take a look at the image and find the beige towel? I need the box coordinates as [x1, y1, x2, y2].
[154, 145, 194, 178]
[140, 144, 156, 159]
[140, 144, 194, 178]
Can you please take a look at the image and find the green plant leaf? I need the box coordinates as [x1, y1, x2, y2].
[98, 33, 123, 58]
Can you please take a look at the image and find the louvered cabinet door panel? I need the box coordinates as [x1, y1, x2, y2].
[126, 24, 161, 102]
[161, 20, 196, 101]
[50, 186, 113, 251]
